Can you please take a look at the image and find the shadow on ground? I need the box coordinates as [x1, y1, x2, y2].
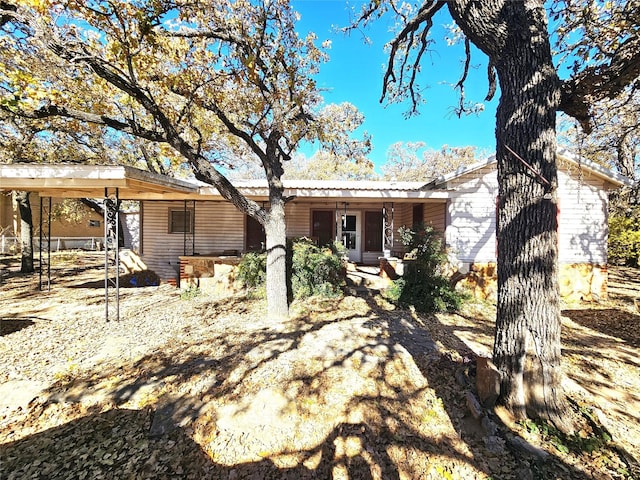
[562, 308, 640, 348]
[0, 317, 38, 336]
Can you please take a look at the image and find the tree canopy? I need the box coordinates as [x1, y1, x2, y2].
[0, 0, 361, 319]
[382, 142, 483, 181]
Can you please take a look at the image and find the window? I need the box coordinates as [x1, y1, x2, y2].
[364, 211, 383, 252]
[88, 219, 101, 228]
[245, 215, 266, 252]
[169, 209, 194, 234]
[312, 210, 334, 246]
[412, 204, 424, 227]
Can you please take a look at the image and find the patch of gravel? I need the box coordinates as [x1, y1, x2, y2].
[2, 254, 638, 479]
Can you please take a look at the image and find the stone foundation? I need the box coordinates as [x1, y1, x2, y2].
[458, 262, 608, 302]
[459, 263, 497, 301]
[179, 255, 242, 296]
[559, 263, 608, 301]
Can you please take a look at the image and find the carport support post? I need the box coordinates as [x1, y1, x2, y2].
[335, 202, 340, 243]
[104, 188, 120, 322]
[38, 196, 51, 291]
[183, 200, 195, 255]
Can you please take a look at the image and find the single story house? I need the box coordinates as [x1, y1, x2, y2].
[0, 149, 632, 300]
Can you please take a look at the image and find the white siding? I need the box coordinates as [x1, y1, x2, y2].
[141, 200, 244, 281]
[557, 169, 609, 264]
[445, 163, 612, 265]
[446, 165, 498, 263]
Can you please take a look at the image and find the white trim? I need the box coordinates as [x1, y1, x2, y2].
[433, 149, 634, 189]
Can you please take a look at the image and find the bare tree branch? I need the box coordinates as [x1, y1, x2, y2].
[560, 34, 640, 133]
[380, 0, 446, 109]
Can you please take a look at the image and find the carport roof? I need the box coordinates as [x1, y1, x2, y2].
[0, 163, 450, 201]
[0, 163, 198, 199]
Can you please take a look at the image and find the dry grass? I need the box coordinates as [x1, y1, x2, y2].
[1, 252, 638, 479]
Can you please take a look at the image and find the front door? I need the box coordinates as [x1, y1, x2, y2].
[341, 211, 361, 263]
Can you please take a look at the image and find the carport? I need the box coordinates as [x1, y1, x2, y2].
[0, 163, 198, 321]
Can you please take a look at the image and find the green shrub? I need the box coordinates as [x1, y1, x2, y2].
[289, 237, 346, 299]
[237, 251, 267, 288]
[237, 237, 346, 299]
[609, 210, 640, 267]
[180, 285, 201, 300]
[385, 223, 465, 313]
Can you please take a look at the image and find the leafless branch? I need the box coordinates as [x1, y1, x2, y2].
[560, 34, 640, 133]
[380, 0, 446, 108]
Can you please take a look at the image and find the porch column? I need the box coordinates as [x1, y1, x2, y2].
[183, 200, 195, 256]
[382, 202, 394, 257]
[335, 202, 340, 243]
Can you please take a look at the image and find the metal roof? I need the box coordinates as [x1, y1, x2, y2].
[231, 179, 432, 190]
[0, 163, 198, 199]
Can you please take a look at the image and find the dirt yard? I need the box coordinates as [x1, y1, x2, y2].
[1, 252, 639, 479]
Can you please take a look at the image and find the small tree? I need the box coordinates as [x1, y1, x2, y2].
[238, 237, 346, 300]
[385, 223, 464, 313]
[609, 205, 640, 267]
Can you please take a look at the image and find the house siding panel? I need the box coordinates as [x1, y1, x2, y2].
[557, 170, 608, 264]
[140, 201, 184, 281]
[141, 200, 245, 282]
[285, 203, 311, 239]
[446, 165, 498, 263]
[445, 163, 611, 266]
[424, 203, 446, 232]
[192, 201, 244, 254]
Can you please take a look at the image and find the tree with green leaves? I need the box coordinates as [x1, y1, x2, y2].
[285, 102, 376, 180]
[354, 0, 640, 432]
[0, 0, 365, 320]
[382, 142, 484, 180]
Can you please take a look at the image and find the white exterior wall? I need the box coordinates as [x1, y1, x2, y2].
[141, 200, 244, 281]
[557, 168, 609, 264]
[446, 163, 612, 265]
[446, 165, 498, 263]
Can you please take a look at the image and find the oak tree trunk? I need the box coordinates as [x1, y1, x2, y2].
[448, 1, 573, 432]
[492, 10, 571, 432]
[14, 190, 34, 273]
[264, 188, 289, 321]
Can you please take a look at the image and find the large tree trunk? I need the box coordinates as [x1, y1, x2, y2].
[14, 190, 34, 273]
[492, 8, 571, 432]
[448, 1, 573, 432]
[264, 197, 289, 321]
[263, 145, 290, 321]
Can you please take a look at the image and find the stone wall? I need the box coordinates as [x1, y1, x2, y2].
[458, 262, 608, 302]
[179, 255, 242, 297]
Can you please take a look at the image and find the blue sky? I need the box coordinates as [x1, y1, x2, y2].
[292, 1, 498, 169]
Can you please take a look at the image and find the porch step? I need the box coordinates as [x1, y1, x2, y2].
[345, 266, 390, 290]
